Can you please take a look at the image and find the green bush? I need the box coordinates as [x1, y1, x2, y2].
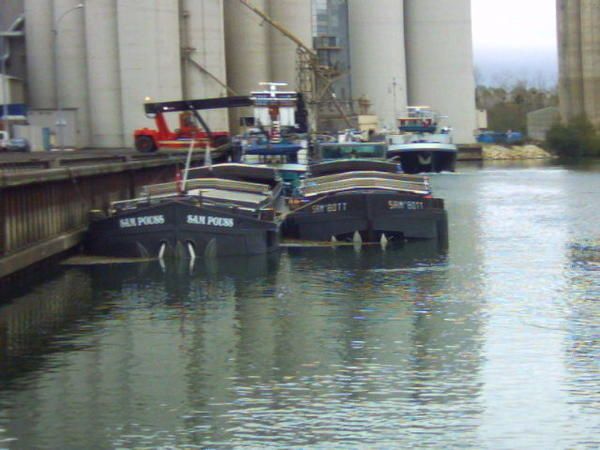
[546, 116, 600, 157]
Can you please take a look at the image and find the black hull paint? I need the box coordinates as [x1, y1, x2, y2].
[388, 150, 457, 174]
[282, 190, 447, 243]
[87, 200, 279, 258]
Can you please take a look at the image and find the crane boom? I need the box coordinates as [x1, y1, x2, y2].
[186, 56, 239, 96]
[237, 0, 317, 58]
[144, 96, 254, 115]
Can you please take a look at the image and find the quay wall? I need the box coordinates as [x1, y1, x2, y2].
[0, 157, 200, 279]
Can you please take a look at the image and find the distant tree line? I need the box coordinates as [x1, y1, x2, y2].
[476, 74, 600, 157]
[476, 79, 558, 133]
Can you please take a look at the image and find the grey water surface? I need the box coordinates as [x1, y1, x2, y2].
[0, 160, 598, 449]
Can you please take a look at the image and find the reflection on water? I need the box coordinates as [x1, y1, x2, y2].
[0, 161, 598, 448]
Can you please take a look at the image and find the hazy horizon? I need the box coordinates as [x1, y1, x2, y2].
[471, 0, 557, 88]
[474, 47, 558, 89]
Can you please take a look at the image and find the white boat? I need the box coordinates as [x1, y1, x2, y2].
[387, 106, 457, 174]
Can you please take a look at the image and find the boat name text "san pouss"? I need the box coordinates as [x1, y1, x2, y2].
[118, 214, 234, 228]
[187, 215, 234, 228]
[119, 215, 165, 228]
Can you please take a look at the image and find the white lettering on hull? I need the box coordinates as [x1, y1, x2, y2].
[311, 202, 348, 214]
[119, 215, 165, 228]
[187, 215, 234, 228]
[388, 200, 424, 210]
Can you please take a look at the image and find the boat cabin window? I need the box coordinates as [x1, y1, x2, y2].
[320, 144, 386, 160]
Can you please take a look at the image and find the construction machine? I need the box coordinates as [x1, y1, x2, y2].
[133, 96, 253, 153]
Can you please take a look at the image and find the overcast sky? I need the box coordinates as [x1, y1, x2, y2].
[471, 0, 558, 86]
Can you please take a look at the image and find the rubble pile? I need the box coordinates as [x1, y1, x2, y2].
[482, 144, 555, 160]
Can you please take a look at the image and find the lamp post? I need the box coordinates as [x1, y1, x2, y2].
[52, 3, 84, 151]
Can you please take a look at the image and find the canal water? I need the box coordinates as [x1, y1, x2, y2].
[0, 161, 598, 449]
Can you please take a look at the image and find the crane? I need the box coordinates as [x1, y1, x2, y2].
[134, 96, 254, 153]
[237, 0, 352, 132]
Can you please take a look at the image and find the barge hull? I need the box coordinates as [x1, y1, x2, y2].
[87, 201, 279, 258]
[387, 144, 457, 174]
[283, 191, 447, 242]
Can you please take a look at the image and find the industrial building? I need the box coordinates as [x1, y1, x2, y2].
[527, 106, 561, 141]
[1, 0, 478, 148]
[557, 0, 600, 127]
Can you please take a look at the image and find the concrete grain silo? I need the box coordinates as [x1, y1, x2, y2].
[557, 0, 584, 122]
[224, 0, 271, 131]
[579, 0, 600, 124]
[116, 0, 182, 146]
[24, 0, 54, 109]
[404, 0, 477, 144]
[268, 0, 313, 89]
[84, 0, 124, 148]
[181, 0, 229, 131]
[53, 0, 90, 147]
[347, 0, 408, 130]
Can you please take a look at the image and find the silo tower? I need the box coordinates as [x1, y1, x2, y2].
[557, 0, 600, 126]
[84, 0, 124, 148]
[24, 0, 55, 109]
[404, 0, 477, 144]
[116, 0, 182, 146]
[224, 0, 271, 131]
[53, 0, 90, 147]
[348, 0, 408, 130]
[269, 0, 313, 90]
[181, 0, 229, 131]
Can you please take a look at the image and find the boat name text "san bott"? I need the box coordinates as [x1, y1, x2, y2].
[388, 200, 424, 210]
[312, 202, 348, 214]
[119, 215, 165, 228]
[187, 215, 234, 228]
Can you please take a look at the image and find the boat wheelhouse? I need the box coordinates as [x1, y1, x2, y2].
[315, 141, 387, 162]
[235, 82, 308, 164]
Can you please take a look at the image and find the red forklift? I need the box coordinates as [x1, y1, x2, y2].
[133, 96, 254, 153]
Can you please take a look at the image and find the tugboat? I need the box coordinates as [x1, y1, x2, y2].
[387, 106, 457, 174]
[282, 141, 448, 244]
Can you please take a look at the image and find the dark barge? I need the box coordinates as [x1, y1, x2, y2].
[86, 164, 283, 259]
[282, 159, 448, 243]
